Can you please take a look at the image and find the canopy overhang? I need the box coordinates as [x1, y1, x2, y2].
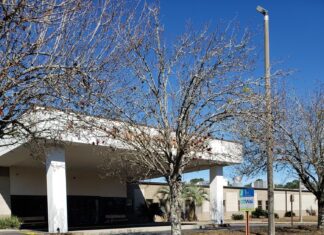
[0, 107, 243, 175]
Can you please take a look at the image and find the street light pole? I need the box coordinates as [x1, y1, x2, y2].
[256, 6, 275, 235]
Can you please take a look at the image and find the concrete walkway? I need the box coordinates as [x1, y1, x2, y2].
[0, 221, 318, 235]
[72, 224, 200, 235]
[0, 229, 27, 235]
[0, 224, 201, 235]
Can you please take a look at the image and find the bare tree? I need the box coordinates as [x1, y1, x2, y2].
[79, 7, 260, 234]
[277, 88, 323, 229]
[235, 85, 324, 229]
[0, 0, 142, 146]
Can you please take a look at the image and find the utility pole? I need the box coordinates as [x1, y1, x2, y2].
[256, 6, 275, 235]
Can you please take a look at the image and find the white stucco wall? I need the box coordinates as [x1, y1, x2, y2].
[10, 167, 126, 197]
[274, 192, 286, 211]
[302, 194, 317, 211]
[283, 192, 317, 215]
[225, 192, 238, 212]
[10, 167, 46, 195]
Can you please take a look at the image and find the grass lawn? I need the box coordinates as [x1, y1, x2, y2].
[275, 216, 317, 223]
[224, 215, 318, 223]
[183, 225, 323, 235]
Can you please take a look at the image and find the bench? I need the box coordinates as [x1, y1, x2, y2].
[104, 214, 128, 223]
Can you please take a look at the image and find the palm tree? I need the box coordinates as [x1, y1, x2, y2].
[182, 184, 209, 221]
[156, 183, 209, 221]
[156, 187, 171, 221]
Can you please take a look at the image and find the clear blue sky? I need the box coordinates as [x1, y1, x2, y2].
[149, 0, 324, 185]
[159, 0, 324, 95]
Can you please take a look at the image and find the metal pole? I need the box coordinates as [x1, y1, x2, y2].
[246, 211, 250, 235]
[299, 179, 303, 222]
[256, 6, 275, 235]
[265, 12, 275, 235]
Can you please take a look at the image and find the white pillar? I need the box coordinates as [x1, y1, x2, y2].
[209, 165, 224, 224]
[46, 146, 68, 233]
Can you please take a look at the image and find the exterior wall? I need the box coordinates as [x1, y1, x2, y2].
[7, 166, 318, 222]
[274, 191, 286, 216]
[0, 167, 11, 216]
[138, 183, 318, 221]
[10, 167, 126, 197]
[66, 170, 126, 197]
[10, 167, 46, 195]
[223, 188, 239, 218]
[223, 188, 317, 219]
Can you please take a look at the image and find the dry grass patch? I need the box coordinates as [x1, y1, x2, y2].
[183, 225, 323, 235]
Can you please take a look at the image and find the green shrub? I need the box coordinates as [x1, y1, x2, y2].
[284, 211, 296, 217]
[231, 213, 244, 220]
[0, 216, 21, 229]
[251, 208, 279, 219]
[252, 208, 268, 218]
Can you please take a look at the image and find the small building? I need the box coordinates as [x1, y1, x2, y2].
[137, 183, 318, 220]
[253, 179, 267, 188]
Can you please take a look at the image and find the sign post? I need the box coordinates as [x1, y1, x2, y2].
[246, 211, 249, 235]
[240, 189, 255, 235]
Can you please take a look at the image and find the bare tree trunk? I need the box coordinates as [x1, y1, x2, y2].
[169, 179, 182, 235]
[193, 202, 197, 221]
[188, 202, 195, 221]
[318, 194, 324, 229]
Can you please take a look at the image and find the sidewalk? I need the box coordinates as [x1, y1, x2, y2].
[0, 221, 318, 235]
[72, 224, 201, 235]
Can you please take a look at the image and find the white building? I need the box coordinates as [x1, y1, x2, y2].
[253, 179, 267, 188]
[0, 107, 242, 232]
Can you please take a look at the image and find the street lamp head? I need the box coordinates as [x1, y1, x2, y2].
[256, 5, 268, 15]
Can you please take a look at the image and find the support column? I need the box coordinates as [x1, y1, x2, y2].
[209, 165, 224, 224]
[0, 167, 11, 216]
[46, 146, 68, 233]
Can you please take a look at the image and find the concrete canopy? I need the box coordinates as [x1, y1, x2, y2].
[0, 107, 243, 175]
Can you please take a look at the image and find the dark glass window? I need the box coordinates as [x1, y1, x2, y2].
[258, 200, 262, 210]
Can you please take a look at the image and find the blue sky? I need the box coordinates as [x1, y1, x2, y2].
[160, 0, 323, 95]
[149, 0, 324, 185]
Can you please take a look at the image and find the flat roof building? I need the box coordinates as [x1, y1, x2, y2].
[0, 107, 242, 232]
[137, 182, 318, 221]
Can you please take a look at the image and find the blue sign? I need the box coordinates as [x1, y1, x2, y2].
[240, 188, 254, 197]
[239, 188, 255, 212]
